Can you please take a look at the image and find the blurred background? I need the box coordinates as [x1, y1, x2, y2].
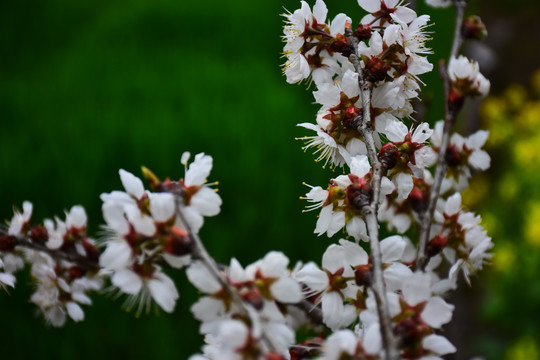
[0, 0, 538, 358]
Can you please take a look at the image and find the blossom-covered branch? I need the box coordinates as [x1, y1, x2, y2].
[0, 0, 496, 359]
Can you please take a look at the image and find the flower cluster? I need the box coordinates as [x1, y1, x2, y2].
[1, 203, 102, 326]
[291, 0, 434, 169]
[99, 152, 222, 314]
[188, 251, 303, 358]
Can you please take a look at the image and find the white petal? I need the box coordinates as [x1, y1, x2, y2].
[322, 292, 344, 330]
[0, 273, 15, 287]
[149, 193, 176, 222]
[469, 150, 491, 170]
[345, 217, 368, 242]
[385, 120, 408, 142]
[402, 272, 431, 305]
[422, 297, 454, 328]
[358, 0, 381, 12]
[66, 302, 84, 322]
[270, 277, 302, 303]
[422, 334, 456, 355]
[162, 253, 191, 269]
[190, 187, 222, 216]
[363, 323, 382, 354]
[444, 193, 461, 215]
[119, 169, 145, 199]
[350, 155, 371, 178]
[66, 206, 87, 229]
[312, 0, 328, 24]
[295, 262, 328, 292]
[148, 272, 179, 313]
[125, 206, 156, 236]
[100, 241, 132, 270]
[186, 261, 222, 294]
[339, 238, 368, 265]
[185, 153, 213, 186]
[380, 235, 406, 262]
[112, 269, 142, 295]
[322, 244, 347, 272]
[260, 251, 289, 278]
[102, 203, 129, 235]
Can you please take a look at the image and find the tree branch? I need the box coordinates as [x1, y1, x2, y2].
[1, 232, 99, 270]
[173, 197, 280, 354]
[346, 29, 399, 360]
[416, 0, 467, 270]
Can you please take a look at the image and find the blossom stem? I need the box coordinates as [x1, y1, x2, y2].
[416, 0, 467, 270]
[346, 29, 399, 360]
[173, 197, 280, 354]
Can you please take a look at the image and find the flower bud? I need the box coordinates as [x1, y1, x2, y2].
[347, 183, 372, 210]
[141, 166, 161, 191]
[30, 225, 48, 244]
[342, 106, 362, 130]
[242, 287, 264, 310]
[354, 264, 372, 287]
[461, 15, 487, 41]
[379, 143, 400, 170]
[69, 265, 86, 279]
[407, 187, 427, 213]
[164, 226, 193, 256]
[427, 235, 447, 257]
[0, 235, 14, 251]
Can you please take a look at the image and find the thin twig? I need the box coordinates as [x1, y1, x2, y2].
[416, 0, 467, 270]
[174, 197, 280, 354]
[346, 29, 399, 360]
[2, 232, 99, 270]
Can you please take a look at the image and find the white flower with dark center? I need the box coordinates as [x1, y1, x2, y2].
[385, 121, 435, 199]
[295, 242, 361, 330]
[179, 152, 222, 233]
[8, 201, 33, 236]
[448, 55, 490, 97]
[112, 265, 179, 314]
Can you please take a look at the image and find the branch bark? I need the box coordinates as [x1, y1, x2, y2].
[346, 29, 399, 360]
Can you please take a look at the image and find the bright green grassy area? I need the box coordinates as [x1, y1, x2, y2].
[0, 0, 455, 358]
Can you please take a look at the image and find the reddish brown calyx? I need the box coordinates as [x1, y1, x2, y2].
[132, 261, 156, 279]
[355, 24, 372, 41]
[363, 56, 389, 82]
[393, 300, 432, 357]
[329, 33, 355, 57]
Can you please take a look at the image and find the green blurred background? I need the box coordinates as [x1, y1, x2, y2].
[1, 0, 538, 359]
